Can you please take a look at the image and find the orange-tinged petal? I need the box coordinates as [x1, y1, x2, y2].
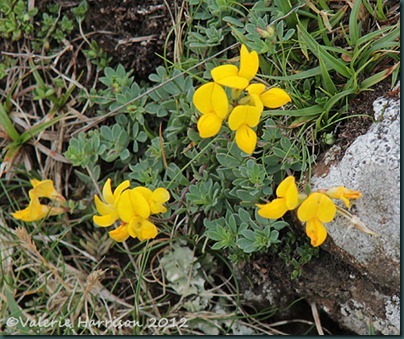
[93, 213, 118, 227]
[235, 125, 257, 154]
[325, 186, 362, 208]
[150, 188, 170, 214]
[305, 218, 327, 247]
[94, 195, 115, 216]
[276, 176, 299, 210]
[228, 105, 261, 131]
[260, 88, 291, 108]
[193, 82, 228, 118]
[257, 198, 288, 219]
[109, 224, 130, 242]
[197, 113, 223, 138]
[102, 178, 114, 204]
[239, 44, 259, 81]
[137, 219, 158, 241]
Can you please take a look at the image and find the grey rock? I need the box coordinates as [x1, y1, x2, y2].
[312, 95, 400, 334]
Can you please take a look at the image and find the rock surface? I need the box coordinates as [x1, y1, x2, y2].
[311, 95, 400, 334]
[239, 92, 400, 335]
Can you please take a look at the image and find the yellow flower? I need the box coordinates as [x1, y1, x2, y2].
[211, 44, 259, 89]
[305, 218, 328, 248]
[93, 179, 130, 227]
[246, 84, 292, 109]
[297, 192, 337, 247]
[193, 82, 229, 138]
[325, 186, 362, 208]
[131, 187, 170, 214]
[257, 176, 299, 219]
[117, 189, 155, 241]
[12, 193, 65, 222]
[30, 179, 66, 202]
[228, 98, 262, 154]
[108, 223, 130, 242]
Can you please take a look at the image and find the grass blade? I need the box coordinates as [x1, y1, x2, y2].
[297, 22, 352, 78]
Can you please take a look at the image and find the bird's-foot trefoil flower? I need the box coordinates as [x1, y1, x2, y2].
[108, 223, 130, 242]
[93, 178, 130, 227]
[92, 179, 170, 243]
[117, 187, 170, 241]
[228, 94, 263, 154]
[256, 176, 371, 247]
[12, 179, 68, 222]
[297, 192, 337, 247]
[12, 193, 65, 222]
[324, 186, 361, 208]
[211, 44, 259, 90]
[256, 176, 299, 219]
[192, 43, 291, 154]
[30, 179, 66, 203]
[246, 83, 292, 109]
[193, 82, 229, 138]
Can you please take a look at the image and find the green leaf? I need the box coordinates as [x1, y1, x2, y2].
[349, 0, 363, 45]
[0, 102, 20, 142]
[297, 22, 352, 78]
[263, 105, 324, 117]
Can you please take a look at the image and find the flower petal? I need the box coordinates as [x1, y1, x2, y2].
[127, 217, 141, 238]
[129, 189, 150, 219]
[276, 176, 299, 210]
[117, 190, 136, 222]
[193, 82, 228, 118]
[260, 88, 291, 108]
[305, 218, 327, 247]
[113, 180, 130, 201]
[133, 186, 153, 202]
[228, 105, 261, 131]
[137, 219, 158, 241]
[246, 83, 265, 95]
[150, 188, 170, 214]
[257, 198, 288, 219]
[197, 113, 223, 138]
[235, 125, 257, 154]
[316, 194, 337, 222]
[30, 179, 65, 201]
[12, 197, 48, 222]
[102, 178, 114, 204]
[297, 193, 317, 221]
[297, 192, 336, 222]
[325, 186, 362, 208]
[212, 65, 249, 89]
[94, 194, 115, 216]
[109, 224, 130, 242]
[238, 44, 259, 82]
[93, 213, 118, 227]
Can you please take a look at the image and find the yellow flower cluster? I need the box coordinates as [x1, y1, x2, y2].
[193, 44, 291, 154]
[93, 179, 170, 242]
[257, 176, 362, 247]
[12, 179, 67, 222]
